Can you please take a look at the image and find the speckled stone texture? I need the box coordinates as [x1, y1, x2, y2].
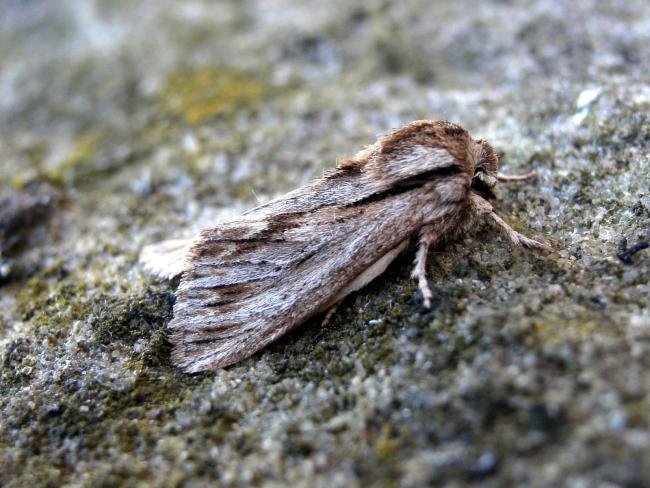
[1, 1, 649, 486]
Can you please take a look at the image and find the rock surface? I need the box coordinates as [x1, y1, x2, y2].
[1, 1, 649, 486]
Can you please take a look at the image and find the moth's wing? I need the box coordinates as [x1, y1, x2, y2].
[169, 140, 465, 372]
[169, 187, 437, 373]
[141, 140, 459, 281]
[139, 239, 194, 280]
[242, 142, 461, 219]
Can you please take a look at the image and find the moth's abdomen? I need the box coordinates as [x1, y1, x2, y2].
[328, 240, 409, 307]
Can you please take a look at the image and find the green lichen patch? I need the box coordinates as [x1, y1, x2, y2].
[23, 130, 145, 189]
[14, 264, 88, 328]
[1, 367, 205, 485]
[161, 68, 270, 124]
[90, 287, 175, 367]
[49, 132, 101, 186]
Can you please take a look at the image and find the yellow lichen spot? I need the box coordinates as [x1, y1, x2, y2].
[48, 133, 100, 186]
[13, 142, 49, 188]
[532, 317, 602, 345]
[12, 169, 39, 189]
[375, 424, 399, 459]
[162, 68, 268, 124]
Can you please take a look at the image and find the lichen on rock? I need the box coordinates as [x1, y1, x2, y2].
[1, 1, 649, 486]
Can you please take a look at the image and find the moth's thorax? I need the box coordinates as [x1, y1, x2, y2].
[340, 120, 474, 171]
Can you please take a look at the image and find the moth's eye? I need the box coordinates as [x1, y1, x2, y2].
[472, 171, 498, 199]
[473, 171, 497, 187]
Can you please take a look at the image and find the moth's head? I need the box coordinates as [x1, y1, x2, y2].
[471, 139, 499, 199]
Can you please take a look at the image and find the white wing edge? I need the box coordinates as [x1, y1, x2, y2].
[139, 238, 194, 280]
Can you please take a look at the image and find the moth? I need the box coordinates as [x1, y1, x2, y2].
[141, 120, 551, 373]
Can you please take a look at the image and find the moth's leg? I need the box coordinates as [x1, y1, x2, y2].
[470, 192, 552, 251]
[322, 300, 343, 327]
[487, 211, 552, 251]
[497, 171, 536, 182]
[412, 225, 441, 309]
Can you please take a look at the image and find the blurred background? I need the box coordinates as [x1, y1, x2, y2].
[1, 1, 649, 486]
[2, 0, 648, 204]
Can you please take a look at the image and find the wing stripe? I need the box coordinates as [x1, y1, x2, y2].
[349, 165, 462, 207]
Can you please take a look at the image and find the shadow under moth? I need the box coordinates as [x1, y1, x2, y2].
[141, 120, 551, 373]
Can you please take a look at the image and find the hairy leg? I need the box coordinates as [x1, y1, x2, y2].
[470, 193, 552, 252]
[412, 224, 442, 309]
[487, 212, 552, 251]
